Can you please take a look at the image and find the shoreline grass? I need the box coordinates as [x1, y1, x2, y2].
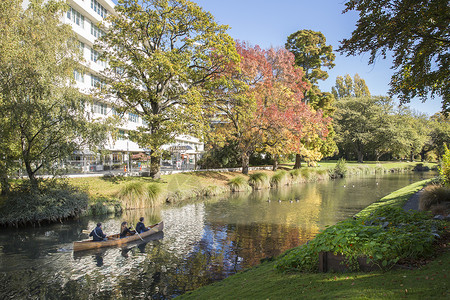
[0, 161, 438, 225]
[74, 161, 437, 213]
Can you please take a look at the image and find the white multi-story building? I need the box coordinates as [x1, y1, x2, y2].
[63, 0, 204, 172]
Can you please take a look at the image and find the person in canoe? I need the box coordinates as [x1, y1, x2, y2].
[89, 222, 106, 241]
[120, 221, 133, 238]
[136, 217, 150, 233]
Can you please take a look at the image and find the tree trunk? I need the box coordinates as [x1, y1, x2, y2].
[357, 151, 364, 163]
[0, 171, 10, 195]
[272, 156, 278, 171]
[149, 155, 161, 179]
[241, 152, 249, 175]
[24, 159, 38, 189]
[294, 154, 302, 169]
[420, 149, 426, 162]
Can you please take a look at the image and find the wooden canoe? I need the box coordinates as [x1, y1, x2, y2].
[73, 221, 164, 252]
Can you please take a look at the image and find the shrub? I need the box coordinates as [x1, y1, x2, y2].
[87, 197, 122, 215]
[275, 206, 445, 273]
[0, 180, 89, 227]
[197, 142, 241, 169]
[419, 184, 450, 211]
[271, 170, 288, 188]
[227, 176, 251, 192]
[439, 144, 450, 186]
[248, 172, 270, 190]
[330, 158, 347, 178]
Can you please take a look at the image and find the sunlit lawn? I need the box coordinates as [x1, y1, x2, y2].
[69, 171, 241, 200]
[179, 249, 449, 300]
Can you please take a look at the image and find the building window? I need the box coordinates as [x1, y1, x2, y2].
[118, 130, 126, 140]
[91, 74, 104, 89]
[74, 70, 84, 83]
[92, 101, 108, 115]
[91, 22, 105, 38]
[79, 41, 85, 55]
[128, 112, 139, 123]
[90, 48, 107, 68]
[67, 7, 84, 28]
[91, 0, 108, 18]
[112, 107, 122, 117]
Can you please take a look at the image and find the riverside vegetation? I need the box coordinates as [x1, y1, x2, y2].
[179, 179, 450, 300]
[0, 161, 439, 226]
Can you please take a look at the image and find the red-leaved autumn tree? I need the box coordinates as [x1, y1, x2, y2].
[209, 41, 330, 174]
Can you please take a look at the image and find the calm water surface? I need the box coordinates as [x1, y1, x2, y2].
[0, 172, 435, 299]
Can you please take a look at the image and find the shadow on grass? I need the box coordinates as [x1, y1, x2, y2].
[100, 175, 165, 184]
[192, 171, 229, 181]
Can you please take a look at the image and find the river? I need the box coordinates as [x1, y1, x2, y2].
[0, 172, 435, 299]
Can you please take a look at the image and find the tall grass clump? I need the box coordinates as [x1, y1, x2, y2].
[228, 176, 251, 192]
[248, 172, 270, 190]
[0, 180, 89, 227]
[300, 168, 312, 180]
[118, 181, 163, 209]
[146, 183, 163, 206]
[419, 184, 450, 212]
[201, 185, 227, 197]
[330, 158, 347, 178]
[289, 169, 302, 184]
[270, 170, 289, 188]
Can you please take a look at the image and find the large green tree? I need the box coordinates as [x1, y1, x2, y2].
[0, 0, 108, 190]
[332, 74, 370, 99]
[429, 113, 450, 158]
[339, 0, 450, 113]
[333, 96, 397, 163]
[97, 0, 238, 178]
[286, 30, 335, 95]
[285, 30, 337, 167]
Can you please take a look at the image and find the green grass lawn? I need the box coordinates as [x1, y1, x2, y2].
[179, 251, 449, 299]
[69, 171, 239, 201]
[71, 161, 436, 201]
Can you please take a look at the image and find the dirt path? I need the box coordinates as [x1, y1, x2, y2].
[403, 189, 423, 211]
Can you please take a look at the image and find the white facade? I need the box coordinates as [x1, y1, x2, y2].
[64, 0, 204, 171]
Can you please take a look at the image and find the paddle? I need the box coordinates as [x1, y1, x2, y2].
[130, 224, 144, 241]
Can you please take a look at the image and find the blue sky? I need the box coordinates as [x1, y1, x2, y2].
[112, 0, 443, 115]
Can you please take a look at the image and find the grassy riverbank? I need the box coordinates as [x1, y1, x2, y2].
[0, 161, 438, 225]
[178, 179, 449, 300]
[71, 161, 436, 210]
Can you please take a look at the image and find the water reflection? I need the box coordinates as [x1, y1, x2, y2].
[0, 172, 436, 299]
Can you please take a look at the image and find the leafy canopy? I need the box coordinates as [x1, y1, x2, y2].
[209, 41, 330, 173]
[0, 0, 108, 187]
[332, 74, 370, 99]
[286, 29, 335, 86]
[97, 0, 238, 177]
[339, 0, 450, 113]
